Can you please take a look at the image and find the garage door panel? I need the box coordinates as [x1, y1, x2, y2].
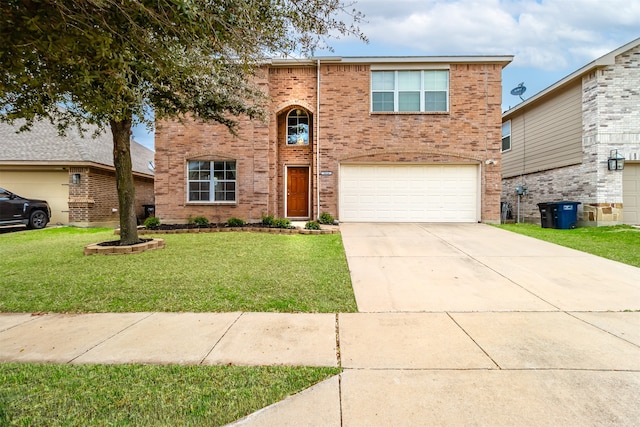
[0, 170, 69, 225]
[340, 164, 478, 223]
[623, 164, 640, 224]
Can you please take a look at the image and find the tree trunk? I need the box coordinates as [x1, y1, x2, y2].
[110, 118, 139, 245]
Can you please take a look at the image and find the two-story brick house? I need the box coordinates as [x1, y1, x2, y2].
[501, 37, 640, 226]
[155, 56, 512, 224]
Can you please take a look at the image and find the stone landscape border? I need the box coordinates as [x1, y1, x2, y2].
[85, 226, 339, 256]
[135, 226, 339, 236]
[83, 238, 166, 256]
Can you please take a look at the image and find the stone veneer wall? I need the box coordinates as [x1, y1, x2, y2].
[581, 43, 640, 225]
[501, 164, 623, 225]
[502, 44, 640, 226]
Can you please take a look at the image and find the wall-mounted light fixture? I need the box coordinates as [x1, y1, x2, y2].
[71, 173, 81, 184]
[608, 150, 625, 171]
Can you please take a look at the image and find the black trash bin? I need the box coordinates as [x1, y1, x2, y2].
[552, 201, 580, 229]
[537, 202, 557, 228]
[143, 204, 155, 219]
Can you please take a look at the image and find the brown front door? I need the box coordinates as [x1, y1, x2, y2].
[287, 167, 309, 217]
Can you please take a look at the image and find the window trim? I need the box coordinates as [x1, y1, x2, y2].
[501, 121, 511, 152]
[371, 70, 449, 113]
[186, 160, 237, 204]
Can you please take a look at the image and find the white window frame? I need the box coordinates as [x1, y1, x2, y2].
[502, 121, 511, 152]
[371, 70, 449, 113]
[187, 160, 237, 203]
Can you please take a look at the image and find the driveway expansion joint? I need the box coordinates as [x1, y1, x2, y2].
[335, 313, 342, 368]
[447, 312, 502, 370]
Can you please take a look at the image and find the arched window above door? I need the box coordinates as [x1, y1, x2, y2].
[286, 109, 309, 145]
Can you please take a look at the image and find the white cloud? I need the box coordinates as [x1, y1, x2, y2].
[342, 0, 640, 70]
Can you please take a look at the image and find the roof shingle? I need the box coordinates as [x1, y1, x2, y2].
[0, 120, 154, 176]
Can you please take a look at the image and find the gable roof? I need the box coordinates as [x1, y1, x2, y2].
[0, 119, 154, 177]
[503, 37, 640, 119]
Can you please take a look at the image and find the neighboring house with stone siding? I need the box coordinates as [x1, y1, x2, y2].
[0, 120, 155, 227]
[155, 55, 512, 224]
[501, 37, 640, 226]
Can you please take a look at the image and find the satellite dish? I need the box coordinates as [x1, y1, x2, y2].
[510, 82, 526, 100]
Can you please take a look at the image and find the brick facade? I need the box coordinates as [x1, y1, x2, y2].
[502, 43, 640, 226]
[68, 167, 154, 227]
[155, 58, 509, 224]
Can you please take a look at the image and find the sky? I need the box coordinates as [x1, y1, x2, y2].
[131, 0, 640, 150]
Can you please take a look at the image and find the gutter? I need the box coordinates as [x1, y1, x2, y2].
[268, 55, 513, 67]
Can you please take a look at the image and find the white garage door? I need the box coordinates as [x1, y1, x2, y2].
[623, 163, 640, 225]
[339, 164, 479, 222]
[0, 170, 69, 225]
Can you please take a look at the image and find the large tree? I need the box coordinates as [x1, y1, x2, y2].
[0, 0, 365, 244]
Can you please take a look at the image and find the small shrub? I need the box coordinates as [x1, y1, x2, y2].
[227, 217, 246, 227]
[305, 221, 321, 230]
[191, 216, 210, 227]
[261, 215, 275, 227]
[143, 216, 161, 229]
[272, 218, 292, 229]
[318, 212, 335, 224]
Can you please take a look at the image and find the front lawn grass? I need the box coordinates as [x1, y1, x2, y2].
[0, 363, 339, 426]
[0, 227, 357, 313]
[496, 223, 640, 268]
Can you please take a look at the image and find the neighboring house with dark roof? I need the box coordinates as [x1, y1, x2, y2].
[155, 55, 512, 225]
[0, 120, 155, 227]
[501, 37, 640, 226]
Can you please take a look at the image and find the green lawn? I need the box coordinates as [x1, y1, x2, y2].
[0, 226, 350, 425]
[0, 363, 340, 426]
[496, 223, 640, 268]
[0, 227, 357, 313]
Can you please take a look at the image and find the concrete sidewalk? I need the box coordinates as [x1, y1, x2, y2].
[2, 223, 640, 425]
[2, 310, 640, 425]
[6, 311, 638, 369]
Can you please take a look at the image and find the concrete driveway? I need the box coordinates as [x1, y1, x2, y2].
[340, 222, 640, 312]
[228, 223, 640, 425]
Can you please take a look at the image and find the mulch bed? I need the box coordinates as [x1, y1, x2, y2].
[134, 223, 339, 235]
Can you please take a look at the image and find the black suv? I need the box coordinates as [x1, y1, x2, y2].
[0, 187, 51, 229]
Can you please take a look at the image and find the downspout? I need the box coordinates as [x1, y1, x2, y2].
[316, 59, 321, 220]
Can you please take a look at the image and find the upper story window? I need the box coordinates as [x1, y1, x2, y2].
[371, 70, 449, 113]
[502, 121, 511, 152]
[187, 160, 236, 202]
[287, 109, 309, 145]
